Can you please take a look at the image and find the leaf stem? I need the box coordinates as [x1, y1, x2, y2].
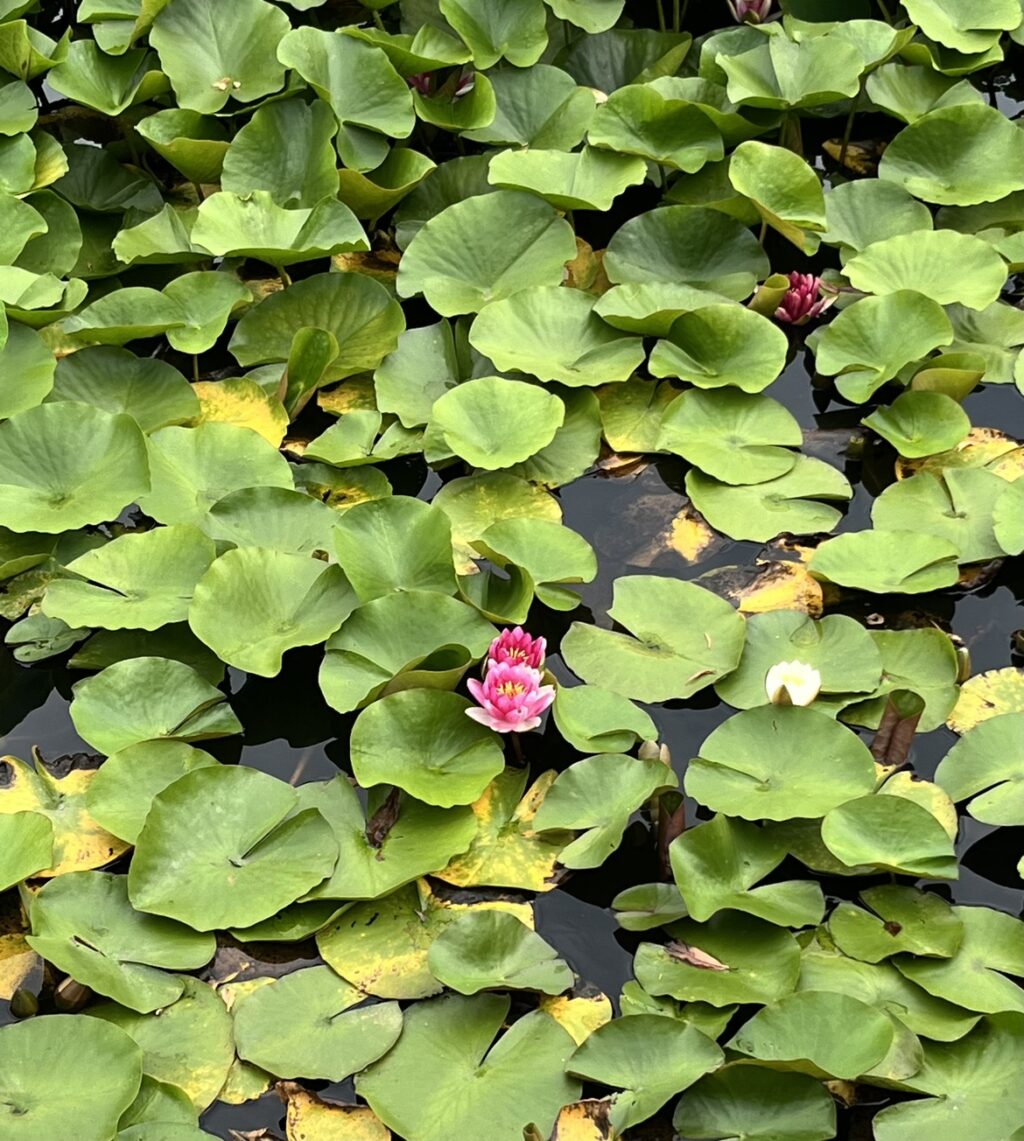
[510, 733, 525, 766]
[656, 0, 667, 32]
[192, 354, 200, 383]
[372, 8, 385, 30]
[838, 81, 864, 170]
[276, 265, 292, 287]
[876, 0, 893, 20]
[673, 0, 682, 32]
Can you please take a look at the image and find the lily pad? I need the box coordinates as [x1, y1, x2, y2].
[488, 147, 646, 212]
[863, 391, 971, 457]
[809, 531, 961, 594]
[128, 765, 337, 931]
[829, 884, 965, 963]
[0, 810, 52, 889]
[728, 140, 826, 252]
[936, 713, 1024, 825]
[948, 668, 1024, 732]
[820, 794, 959, 878]
[552, 686, 656, 755]
[994, 480, 1024, 554]
[561, 575, 745, 703]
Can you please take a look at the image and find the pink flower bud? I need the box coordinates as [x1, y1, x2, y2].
[775, 272, 836, 326]
[406, 72, 432, 95]
[486, 627, 547, 672]
[727, 0, 773, 22]
[466, 661, 555, 734]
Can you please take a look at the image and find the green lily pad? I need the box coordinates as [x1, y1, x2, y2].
[63, 286, 187, 345]
[872, 469, 1007, 563]
[686, 705, 878, 821]
[729, 990, 894, 1080]
[531, 753, 678, 869]
[201, 486, 338, 553]
[866, 60, 985, 124]
[468, 287, 644, 387]
[903, 0, 1020, 52]
[561, 575, 745, 703]
[552, 685, 656, 754]
[0, 402, 149, 534]
[593, 282, 727, 336]
[863, 391, 971, 457]
[810, 291, 954, 403]
[716, 610, 881, 710]
[42, 525, 215, 632]
[879, 103, 1024, 206]
[670, 813, 825, 927]
[994, 480, 1024, 555]
[829, 884, 965, 963]
[686, 456, 852, 543]
[439, 0, 547, 68]
[809, 530, 961, 594]
[296, 776, 476, 900]
[233, 965, 402, 1081]
[138, 422, 293, 527]
[718, 31, 865, 109]
[463, 64, 593, 148]
[936, 713, 1024, 825]
[427, 910, 572, 995]
[332, 495, 457, 602]
[728, 140, 826, 252]
[657, 387, 801, 483]
[674, 1065, 837, 1141]
[230, 271, 404, 382]
[69, 656, 241, 755]
[844, 230, 1007, 310]
[635, 912, 801, 1007]
[0, 322, 54, 418]
[568, 1015, 723, 1132]
[135, 109, 230, 184]
[822, 179, 934, 259]
[26, 871, 214, 1013]
[820, 794, 959, 878]
[85, 740, 220, 845]
[357, 993, 580, 1141]
[150, 0, 289, 114]
[488, 147, 646, 212]
[47, 40, 166, 116]
[338, 146, 437, 223]
[128, 765, 337, 931]
[649, 303, 788, 393]
[189, 548, 354, 677]
[349, 689, 505, 807]
[88, 977, 234, 1111]
[397, 190, 576, 316]
[604, 206, 769, 301]
[0, 1015, 143, 1141]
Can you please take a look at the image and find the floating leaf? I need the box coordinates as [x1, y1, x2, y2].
[809, 531, 961, 594]
[0, 810, 52, 889]
[463, 63, 595, 148]
[0, 323, 55, 418]
[994, 480, 1024, 554]
[489, 147, 646, 212]
[829, 884, 965, 963]
[439, 0, 547, 68]
[820, 794, 958, 878]
[718, 32, 864, 109]
[135, 109, 230, 184]
[728, 140, 826, 252]
[948, 668, 1024, 732]
[936, 713, 1024, 824]
[822, 178, 934, 258]
[552, 686, 656, 755]
[863, 391, 970, 458]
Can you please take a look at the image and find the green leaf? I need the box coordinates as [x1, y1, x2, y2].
[686, 705, 878, 821]
[276, 27, 414, 170]
[189, 548, 355, 677]
[69, 656, 241, 754]
[296, 776, 476, 900]
[63, 286, 187, 345]
[729, 990, 894, 1080]
[338, 147, 436, 223]
[394, 154, 493, 249]
[670, 814, 825, 927]
[716, 610, 881, 710]
[0, 322, 55, 418]
[674, 1065, 837, 1141]
[635, 913, 801, 1007]
[728, 140, 826, 252]
[808, 530, 961, 594]
[221, 97, 338, 209]
[829, 884, 965, 963]
[718, 31, 865, 109]
[469, 287, 644, 387]
[438, 0, 548, 68]
[192, 191, 368, 266]
[561, 575, 745, 702]
[41, 524, 214, 632]
[605, 205, 769, 300]
[880, 103, 1024, 207]
[397, 190, 576, 315]
[502, 387, 602, 488]
[128, 766, 337, 931]
[872, 469, 1007, 563]
[0, 810, 53, 890]
[658, 387, 801, 482]
[588, 81, 724, 173]
[552, 686, 656, 754]
[349, 689, 505, 807]
[150, 0, 290, 113]
[428, 910, 572, 995]
[567, 1016, 723, 1132]
[562, 27, 691, 91]
[47, 41, 166, 116]
[865, 60, 985, 124]
[902, 0, 1019, 52]
[412, 71, 498, 132]
[162, 272, 252, 355]
[26, 871, 214, 1013]
[0, 403, 149, 533]
[233, 965, 402, 1080]
[488, 146, 646, 212]
[863, 391, 971, 457]
[332, 496, 457, 602]
[341, 23, 471, 74]
[463, 64, 595, 149]
[138, 422, 292, 527]
[430, 377, 565, 468]
[0, 1016, 143, 1141]
[545, 0, 624, 32]
[136, 109, 230, 184]
[531, 753, 677, 869]
[202, 486, 338, 553]
[844, 230, 1007, 311]
[357, 994, 580, 1141]
[936, 713, 1024, 825]
[230, 271, 404, 381]
[686, 456, 852, 543]
[822, 179, 934, 259]
[821, 794, 958, 878]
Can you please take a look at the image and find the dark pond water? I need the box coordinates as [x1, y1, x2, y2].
[2, 348, 1022, 1139]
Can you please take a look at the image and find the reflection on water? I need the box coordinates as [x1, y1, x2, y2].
[0, 353, 1021, 1138]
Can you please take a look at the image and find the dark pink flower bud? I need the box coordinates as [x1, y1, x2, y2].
[486, 627, 547, 671]
[727, 0, 773, 22]
[406, 72, 432, 95]
[775, 272, 836, 326]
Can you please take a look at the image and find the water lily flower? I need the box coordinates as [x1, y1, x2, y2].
[466, 661, 555, 733]
[728, 0, 773, 23]
[775, 272, 836, 326]
[406, 72, 433, 95]
[765, 660, 822, 707]
[487, 626, 547, 671]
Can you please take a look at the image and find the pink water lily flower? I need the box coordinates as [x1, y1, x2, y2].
[466, 661, 555, 734]
[728, 0, 773, 22]
[487, 626, 547, 671]
[775, 272, 837, 326]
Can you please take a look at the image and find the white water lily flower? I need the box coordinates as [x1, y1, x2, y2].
[764, 660, 821, 706]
